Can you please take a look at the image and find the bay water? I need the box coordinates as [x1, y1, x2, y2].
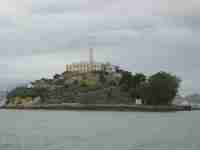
[0, 110, 199, 150]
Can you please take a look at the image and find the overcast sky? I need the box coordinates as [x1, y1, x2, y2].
[0, 0, 200, 95]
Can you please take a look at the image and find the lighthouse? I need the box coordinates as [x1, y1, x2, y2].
[89, 48, 94, 64]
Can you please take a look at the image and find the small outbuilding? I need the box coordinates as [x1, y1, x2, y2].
[135, 98, 142, 105]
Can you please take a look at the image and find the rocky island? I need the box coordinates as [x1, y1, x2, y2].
[2, 49, 192, 111]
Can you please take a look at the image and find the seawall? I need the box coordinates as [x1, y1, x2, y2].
[0, 103, 195, 112]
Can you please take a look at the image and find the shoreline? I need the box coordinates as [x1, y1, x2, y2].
[0, 103, 196, 112]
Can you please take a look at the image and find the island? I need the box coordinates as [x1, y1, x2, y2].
[1, 49, 193, 111]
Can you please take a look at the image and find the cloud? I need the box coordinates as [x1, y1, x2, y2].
[0, 0, 31, 17]
[0, 0, 200, 95]
[0, 0, 32, 28]
[158, 0, 200, 16]
[31, 0, 200, 17]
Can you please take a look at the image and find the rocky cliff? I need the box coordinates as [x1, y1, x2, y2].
[6, 71, 134, 106]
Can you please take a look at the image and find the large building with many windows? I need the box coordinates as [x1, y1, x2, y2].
[66, 48, 114, 73]
[66, 62, 113, 73]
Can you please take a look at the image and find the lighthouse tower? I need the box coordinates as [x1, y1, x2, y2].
[89, 48, 94, 64]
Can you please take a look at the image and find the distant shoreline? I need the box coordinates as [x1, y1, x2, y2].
[0, 103, 195, 112]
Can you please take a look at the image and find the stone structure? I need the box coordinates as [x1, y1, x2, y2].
[66, 62, 113, 73]
[66, 49, 114, 73]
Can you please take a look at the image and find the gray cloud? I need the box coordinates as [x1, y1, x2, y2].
[0, 0, 200, 95]
[31, 0, 200, 16]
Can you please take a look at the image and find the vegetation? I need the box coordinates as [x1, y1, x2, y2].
[7, 87, 49, 104]
[99, 72, 106, 84]
[7, 70, 181, 106]
[7, 87, 38, 99]
[80, 80, 97, 87]
[144, 72, 181, 105]
[120, 71, 181, 105]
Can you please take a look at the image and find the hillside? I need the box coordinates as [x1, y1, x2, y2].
[6, 70, 134, 105]
[6, 69, 181, 107]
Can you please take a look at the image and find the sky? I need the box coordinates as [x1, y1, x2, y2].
[0, 0, 200, 95]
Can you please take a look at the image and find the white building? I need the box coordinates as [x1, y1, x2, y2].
[66, 48, 114, 73]
[180, 100, 190, 106]
[66, 62, 113, 73]
[136, 98, 142, 105]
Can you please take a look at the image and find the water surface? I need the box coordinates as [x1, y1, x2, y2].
[0, 110, 199, 150]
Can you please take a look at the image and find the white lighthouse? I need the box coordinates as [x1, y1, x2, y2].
[89, 48, 94, 64]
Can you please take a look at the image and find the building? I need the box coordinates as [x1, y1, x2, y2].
[135, 98, 142, 105]
[180, 100, 191, 106]
[173, 95, 191, 106]
[66, 62, 113, 73]
[66, 48, 114, 73]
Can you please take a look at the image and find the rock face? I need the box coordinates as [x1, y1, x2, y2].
[76, 87, 132, 104]
[7, 71, 134, 105]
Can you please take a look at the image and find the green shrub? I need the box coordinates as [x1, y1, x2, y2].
[7, 87, 38, 99]
[80, 80, 97, 87]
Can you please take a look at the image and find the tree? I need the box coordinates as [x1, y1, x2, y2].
[141, 71, 181, 105]
[7, 87, 50, 104]
[99, 72, 106, 84]
[7, 87, 38, 99]
[120, 72, 146, 99]
[130, 86, 142, 100]
[119, 71, 133, 90]
[131, 73, 146, 88]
